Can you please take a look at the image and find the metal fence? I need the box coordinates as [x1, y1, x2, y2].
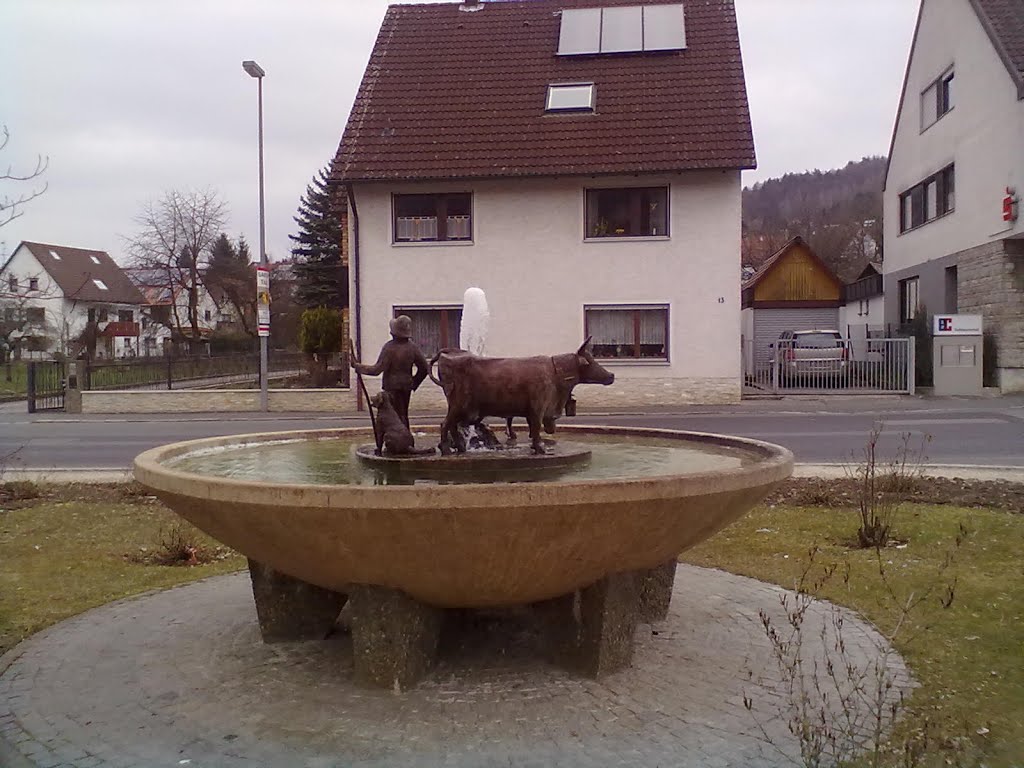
[26, 361, 65, 412]
[743, 337, 914, 395]
[82, 352, 311, 392]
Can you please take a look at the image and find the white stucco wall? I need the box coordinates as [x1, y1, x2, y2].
[838, 294, 886, 334]
[349, 171, 742, 405]
[884, 0, 1024, 275]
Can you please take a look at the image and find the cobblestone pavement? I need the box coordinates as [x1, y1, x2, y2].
[0, 566, 913, 768]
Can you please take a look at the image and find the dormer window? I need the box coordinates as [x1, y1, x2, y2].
[49, 250, 61, 261]
[93, 279, 109, 291]
[921, 68, 954, 130]
[90, 255, 101, 265]
[546, 83, 595, 112]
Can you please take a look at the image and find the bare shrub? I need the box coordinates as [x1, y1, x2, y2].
[126, 521, 229, 567]
[846, 424, 931, 549]
[745, 530, 965, 768]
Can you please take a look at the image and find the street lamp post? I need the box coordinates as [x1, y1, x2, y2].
[242, 59, 269, 412]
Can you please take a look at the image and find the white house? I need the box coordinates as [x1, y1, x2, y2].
[884, 0, 1024, 392]
[125, 268, 236, 356]
[333, 0, 756, 407]
[0, 241, 145, 359]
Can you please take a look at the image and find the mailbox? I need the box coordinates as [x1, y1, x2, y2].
[932, 314, 983, 395]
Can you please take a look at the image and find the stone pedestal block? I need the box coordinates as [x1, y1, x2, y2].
[347, 585, 443, 690]
[247, 559, 348, 643]
[638, 559, 678, 622]
[537, 571, 640, 677]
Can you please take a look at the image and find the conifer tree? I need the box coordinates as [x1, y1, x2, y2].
[289, 166, 347, 311]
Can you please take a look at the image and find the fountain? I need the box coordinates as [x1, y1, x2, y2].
[133, 292, 794, 689]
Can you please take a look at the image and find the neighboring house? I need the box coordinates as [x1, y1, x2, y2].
[741, 239, 886, 371]
[125, 268, 237, 356]
[333, 0, 755, 406]
[740, 237, 845, 370]
[0, 241, 145, 360]
[884, 0, 1024, 392]
[839, 262, 886, 359]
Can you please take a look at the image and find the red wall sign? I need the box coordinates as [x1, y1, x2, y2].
[1004, 187, 1019, 223]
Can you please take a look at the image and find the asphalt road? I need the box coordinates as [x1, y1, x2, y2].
[2, 401, 1023, 470]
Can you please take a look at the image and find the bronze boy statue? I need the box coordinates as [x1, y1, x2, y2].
[351, 315, 429, 430]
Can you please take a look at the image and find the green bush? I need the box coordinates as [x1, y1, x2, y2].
[298, 307, 343, 356]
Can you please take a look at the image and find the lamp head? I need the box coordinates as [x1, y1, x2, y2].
[242, 60, 265, 78]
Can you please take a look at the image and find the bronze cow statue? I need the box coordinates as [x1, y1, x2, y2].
[428, 338, 614, 455]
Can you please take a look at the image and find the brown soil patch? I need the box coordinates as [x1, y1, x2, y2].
[767, 476, 1024, 513]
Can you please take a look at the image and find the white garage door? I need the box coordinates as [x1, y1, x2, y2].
[753, 308, 840, 365]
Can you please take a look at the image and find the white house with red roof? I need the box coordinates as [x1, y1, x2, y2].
[333, 0, 755, 407]
[1, 241, 145, 360]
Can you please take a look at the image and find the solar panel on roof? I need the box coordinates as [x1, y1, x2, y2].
[601, 6, 643, 54]
[557, 8, 602, 55]
[643, 4, 686, 51]
[558, 4, 687, 56]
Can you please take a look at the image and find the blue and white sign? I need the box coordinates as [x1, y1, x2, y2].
[933, 314, 983, 336]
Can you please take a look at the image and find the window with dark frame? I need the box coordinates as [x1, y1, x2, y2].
[393, 193, 472, 243]
[585, 187, 668, 238]
[899, 165, 954, 232]
[393, 306, 463, 359]
[584, 305, 668, 360]
[28, 278, 39, 291]
[921, 68, 954, 129]
[26, 307, 45, 324]
[119, 310, 134, 323]
[8, 276, 17, 292]
[899, 277, 920, 324]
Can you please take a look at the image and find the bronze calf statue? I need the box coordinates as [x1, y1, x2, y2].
[429, 338, 614, 455]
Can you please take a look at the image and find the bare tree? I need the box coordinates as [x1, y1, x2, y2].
[125, 189, 228, 353]
[0, 126, 48, 229]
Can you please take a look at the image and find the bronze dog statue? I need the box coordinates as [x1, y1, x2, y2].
[370, 391, 433, 456]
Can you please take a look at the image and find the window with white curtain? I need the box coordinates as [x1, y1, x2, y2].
[584, 305, 668, 360]
[393, 306, 463, 358]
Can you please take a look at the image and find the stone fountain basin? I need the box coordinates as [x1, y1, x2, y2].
[133, 426, 793, 608]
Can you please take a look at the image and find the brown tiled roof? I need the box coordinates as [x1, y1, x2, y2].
[972, 0, 1024, 95]
[20, 241, 145, 305]
[334, 0, 755, 182]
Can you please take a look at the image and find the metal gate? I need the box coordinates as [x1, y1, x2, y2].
[26, 361, 65, 413]
[743, 337, 915, 395]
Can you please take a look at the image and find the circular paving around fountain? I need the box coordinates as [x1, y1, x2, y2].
[0, 565, 913, 768]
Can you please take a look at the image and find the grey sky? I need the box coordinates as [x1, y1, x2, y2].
[1, 0, 919, 265]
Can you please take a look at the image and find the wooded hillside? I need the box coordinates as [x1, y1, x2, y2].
[742, 156, 886, 283]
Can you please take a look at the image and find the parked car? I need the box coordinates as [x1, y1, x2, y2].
[771, 330, 848, 383]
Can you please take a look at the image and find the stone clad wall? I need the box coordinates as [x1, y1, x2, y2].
[78, 377, 740, 415]
[81, 389, 352, 414]
[958, 240, 1024, 391]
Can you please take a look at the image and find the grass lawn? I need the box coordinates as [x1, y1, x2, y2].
[0, 489, 245, 656]
[0, 361, 28, 399]
[682, 503, 1024, 767]
[0, 485, 1021, 766]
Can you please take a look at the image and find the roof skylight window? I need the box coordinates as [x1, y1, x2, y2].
[546, 83, 595, 112]
[49, 250, 61, 260]
[93, 279, 109, 290]
[90, 255, 101, 264]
